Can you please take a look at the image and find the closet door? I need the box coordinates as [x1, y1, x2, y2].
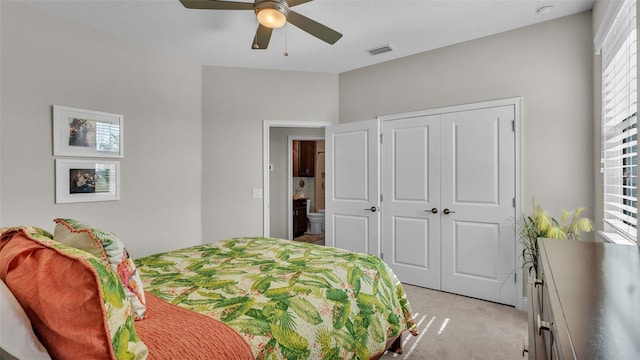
[382, 115, 441, 289]
[440, 105, 516, 305]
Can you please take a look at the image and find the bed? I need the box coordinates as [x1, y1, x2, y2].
[0, 221, 418, 360]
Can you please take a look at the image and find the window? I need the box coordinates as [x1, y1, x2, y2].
[600, 0, 637, 243]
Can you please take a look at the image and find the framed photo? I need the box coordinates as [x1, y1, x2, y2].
[53, 105, 123, 158]
[56, 159, 120, 203]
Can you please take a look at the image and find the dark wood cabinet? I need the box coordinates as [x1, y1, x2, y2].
[293, 140, 315, 177]
[293, 198, 308, 238]
[528, 238, 640, 359]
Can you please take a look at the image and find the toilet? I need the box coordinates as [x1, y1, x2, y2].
[306, 201, 325, 235]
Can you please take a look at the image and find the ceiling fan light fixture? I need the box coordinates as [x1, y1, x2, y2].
[256, 1, 289, 29]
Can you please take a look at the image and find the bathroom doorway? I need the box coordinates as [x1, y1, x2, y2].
[263, 120, 332, 242]
[290, 137, 325, 245]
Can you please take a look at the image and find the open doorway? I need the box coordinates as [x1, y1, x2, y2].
[262, 120, 333, 241]
[290, 137, 325, 245]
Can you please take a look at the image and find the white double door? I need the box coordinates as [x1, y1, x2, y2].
[326, 103, 517, 306]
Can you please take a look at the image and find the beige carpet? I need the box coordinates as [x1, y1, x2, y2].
[382, 285, 527, 360]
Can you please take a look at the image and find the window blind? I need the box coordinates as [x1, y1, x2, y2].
[601, 0, 637, 242]
[95, 122, 120, 153]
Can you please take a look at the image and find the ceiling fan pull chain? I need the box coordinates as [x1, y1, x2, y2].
[284, 24, 289, 57]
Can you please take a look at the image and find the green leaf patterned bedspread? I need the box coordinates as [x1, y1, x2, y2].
[135, 237, 418, 360]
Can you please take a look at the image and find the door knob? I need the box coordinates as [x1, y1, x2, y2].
[443, 208, 456, 215]
[425, 208, 438, 214]
[364, 206, 377, 212]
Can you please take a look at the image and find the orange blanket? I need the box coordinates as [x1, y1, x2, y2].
[135, 292, 253, 360]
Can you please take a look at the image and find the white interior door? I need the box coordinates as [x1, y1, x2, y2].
[325, 120, 380, 255]
[440, 105, 516, 305]
[382, 115, 442, 289]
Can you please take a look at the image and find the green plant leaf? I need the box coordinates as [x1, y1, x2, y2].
[326, 289, 348, 303]
[332, 302, 350, 330]
[369, 315, 385, 343]
[347, 267, 362, 296]
[270, 323, 308, 351]
[213, 295, 251, 308]
[290, 297, 323, 325]
[221, 298, 255, 322]
[251, 276, 275, 293]
[332, 329, 355, 351]
[355, 341, 371, 360]
[228, 318, 271, 336]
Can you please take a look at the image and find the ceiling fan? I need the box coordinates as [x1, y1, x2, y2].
[180, 0, 343, 50]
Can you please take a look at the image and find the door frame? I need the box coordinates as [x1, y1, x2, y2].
[262, 120, 335, 238]
[378, 97, 524, 310]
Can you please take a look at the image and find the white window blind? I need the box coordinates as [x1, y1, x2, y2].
[601, 0, 637, 243]
[95, 122, 120, 153]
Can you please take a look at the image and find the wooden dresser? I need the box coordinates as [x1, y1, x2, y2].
[528, 238, 640, 359]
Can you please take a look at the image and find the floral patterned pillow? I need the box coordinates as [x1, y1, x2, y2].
[53, 219, 147, 320]
[0, 226, 148, 360]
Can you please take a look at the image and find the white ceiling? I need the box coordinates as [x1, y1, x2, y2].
[21, 0, 595, 74]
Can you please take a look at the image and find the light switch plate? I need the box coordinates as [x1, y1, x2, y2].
[252, 188, 263, 199]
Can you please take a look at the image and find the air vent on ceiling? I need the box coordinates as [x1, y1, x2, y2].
[367, 44, 393, 56]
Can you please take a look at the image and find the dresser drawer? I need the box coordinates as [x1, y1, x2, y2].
[527, 281, 547, 360]
[529, 262, 564, 360]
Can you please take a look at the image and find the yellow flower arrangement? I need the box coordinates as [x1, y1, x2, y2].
[519, 200, 593, 275]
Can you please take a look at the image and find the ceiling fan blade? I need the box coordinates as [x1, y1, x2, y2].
[287, 10, 342, 45]
[252, 24, 273, 49]
[180, 0, 254, 10]
[287, 0, 314, 7]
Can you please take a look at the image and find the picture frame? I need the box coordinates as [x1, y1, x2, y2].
[55, 159, 120, 203]
[53, 105, 123, 158]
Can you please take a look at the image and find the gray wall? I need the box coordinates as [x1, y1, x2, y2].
[0, 2, 203, 257]
[201, 67, 338, 242]
[339, 12, 595, 224]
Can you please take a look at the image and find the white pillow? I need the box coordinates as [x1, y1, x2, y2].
[0, 279, 51, 359]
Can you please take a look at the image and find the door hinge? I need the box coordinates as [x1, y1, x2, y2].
[513, 198, 516, 207]
[512, 120, 515, 132]
[380, 194, 383, 202]
[380, 253, 384, 260]
[514, 272, 517, 283]
[380, 134, 383, 143]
